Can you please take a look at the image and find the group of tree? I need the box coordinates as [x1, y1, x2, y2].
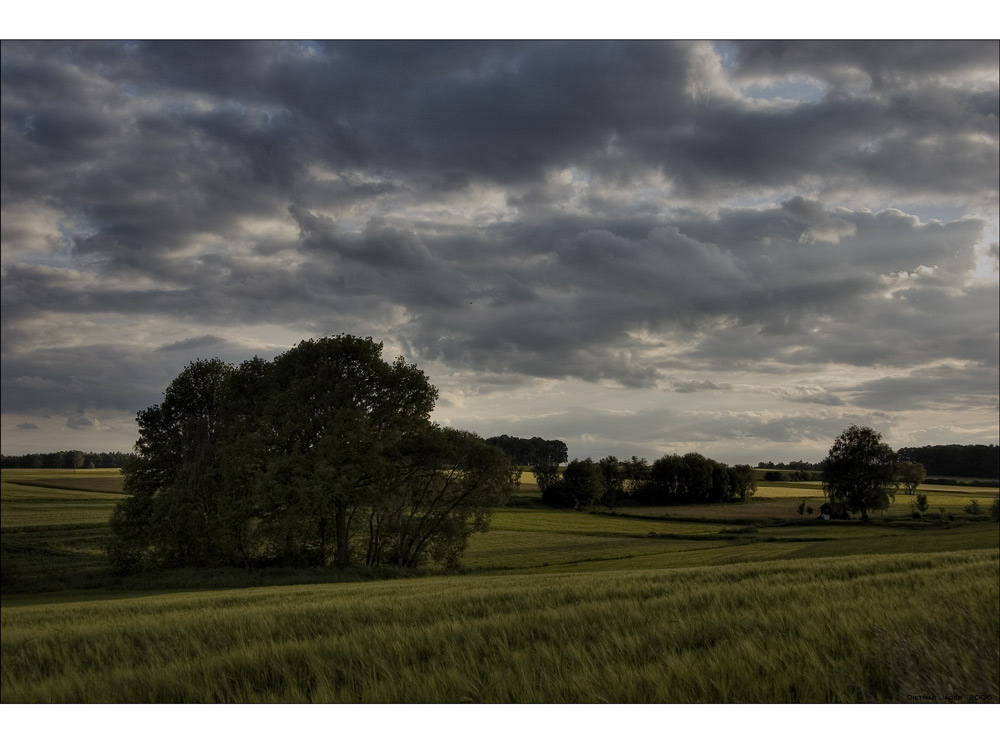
[895, 444, 998, 480]
[539, 453, 756, 509]
[483, 435, 568, 469]
[109, 336, 517, 574]
[757, 460, 822, 472]
[761, 469, 820, 482]
[484, 434, 568, 492]
[0, 451, 130, 469]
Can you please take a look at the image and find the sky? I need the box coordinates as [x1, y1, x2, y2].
[2, 38, 998, 464]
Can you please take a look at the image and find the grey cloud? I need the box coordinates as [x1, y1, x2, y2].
[730, 40, 1000, 91]
[671, 379, 733, 394]
[66, 413, 99, 430]
[2, 198, 991, 404]
[781, 197, 856, 243]
[1, 40, 996, 455]
[5, 41, 994, 227]
[784, 391, 847, 407]
[848, 365, 999, 412]
[156, 336, 228, 353]
[465, 404, 890, 463]
[0, 337, 277, 418]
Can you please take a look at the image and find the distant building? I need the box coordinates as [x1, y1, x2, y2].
[819, 502, 849, 520]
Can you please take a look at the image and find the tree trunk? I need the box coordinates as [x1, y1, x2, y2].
[335, 501, 349, 568]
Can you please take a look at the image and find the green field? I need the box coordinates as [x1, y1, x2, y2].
[2, 468, 998, 703]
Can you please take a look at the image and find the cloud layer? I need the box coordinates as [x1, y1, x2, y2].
[2, 41, 997, 460]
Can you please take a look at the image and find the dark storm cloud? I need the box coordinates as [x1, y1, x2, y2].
[1, 40, 997, 445]
[0, 336, 276, 417]
[2, 201, 993, 409]
[849, 365, 1000, 412]
[156, 335, 228, 353]
[5, 40, 996, 222]
[729, 40, 1000, 91]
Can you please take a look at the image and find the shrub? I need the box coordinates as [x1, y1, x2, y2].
[540, 481, 576, 509]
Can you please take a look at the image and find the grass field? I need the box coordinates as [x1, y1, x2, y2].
[3, 550, 996, 703]
[1, 468, 998, 703]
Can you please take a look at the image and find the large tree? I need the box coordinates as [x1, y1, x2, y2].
[822, 425, 899, 520]
[259, 336, 437, 568]
[109, 336, 513, 573]
[369, 426, 515, 568]
[112, 357, 238, 571]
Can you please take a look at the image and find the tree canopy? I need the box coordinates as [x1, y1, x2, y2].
[896, 461, 926, 496]
[895, 444, 998, 479]
[536, 451, 754, 508]
[484, 435, 568, 468]
[109, 336, 515, 573]
[821, 425, 898, 520]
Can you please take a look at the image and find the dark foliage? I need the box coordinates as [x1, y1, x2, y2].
[541, 458, 605, 509]
[1, 451, 130, 469]
[895, 444, 999, 479]
[822, 426, 898, 521]
[108, 336, 515, 574]
[483, 435, 568, 468]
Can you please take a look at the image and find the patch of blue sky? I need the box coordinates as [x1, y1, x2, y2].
[742, 77, 827, 104]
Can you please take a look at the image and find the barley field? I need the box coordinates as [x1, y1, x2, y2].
[2, 468, 998, 703]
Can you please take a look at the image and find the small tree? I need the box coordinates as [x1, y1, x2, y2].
[623, 456, 651, 498]
[729, 465, 757, 501]
[532, 460, 562, 494]
[821, 425, 898, 521]
[913, 492, 929, 514]
[561, 458, 606, 509]
[896, 461, 926, 496]
[597, 455, 625, 506]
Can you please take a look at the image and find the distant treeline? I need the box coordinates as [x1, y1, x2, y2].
[896, 444, 998, 479]
[484, 435, 568, 467]
[1, 451, 130, 469]
[757, 460, 821, 471]
[540, 453, 757, 509]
